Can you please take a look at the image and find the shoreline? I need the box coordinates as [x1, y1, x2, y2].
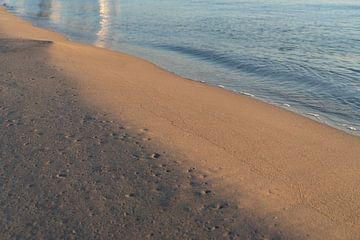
[4, 5, 359, 137]
[1, 7, 360, 239]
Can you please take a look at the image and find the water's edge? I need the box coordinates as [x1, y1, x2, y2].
[2, 3, 359, 137]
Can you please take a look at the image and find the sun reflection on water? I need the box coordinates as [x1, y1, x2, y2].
[96, 0, 111, 47]
[49, 1, 61, 23]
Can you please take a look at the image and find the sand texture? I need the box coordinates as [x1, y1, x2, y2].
[1, 7, 360, 240]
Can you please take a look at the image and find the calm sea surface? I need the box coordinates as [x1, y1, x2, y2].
[2, 0, 360, 135]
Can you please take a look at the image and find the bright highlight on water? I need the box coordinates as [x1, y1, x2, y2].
[2, 0, 360, 135]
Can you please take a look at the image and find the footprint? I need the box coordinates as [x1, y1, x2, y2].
[150, 153, 161, 159]
[199, 190, 213, 196]
[205, 202, 229, 210]
[56, 173, 67, 179]
[125, 193, 135, 198]
[207, 225, 220, 231]
[139, 128, 149, 133]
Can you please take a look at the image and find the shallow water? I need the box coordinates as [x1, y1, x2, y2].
[2, 0, 360, 135]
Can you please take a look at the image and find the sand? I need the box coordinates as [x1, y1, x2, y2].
[1, 7, 360, 240]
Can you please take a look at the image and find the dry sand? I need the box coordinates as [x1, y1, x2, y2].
[1, 7, 360, 240]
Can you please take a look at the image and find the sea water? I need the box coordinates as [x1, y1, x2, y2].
[2, 0, 360, 135]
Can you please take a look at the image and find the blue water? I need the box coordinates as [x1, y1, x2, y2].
[2, 0, 360, 135]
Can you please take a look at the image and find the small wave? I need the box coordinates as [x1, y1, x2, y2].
[241, 92, 255, 97]
[306, 112, 322, 121]
[306, 113, 320, 117]
[340, 124, 358, 131]
[278, 47, 295, 52]
[346, 67, 360, 74]
[152, 44, 347, 94]
[347, 126, 357, 131]
[283, 103, 291, 107]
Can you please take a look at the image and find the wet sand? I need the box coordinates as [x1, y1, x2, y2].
[1, 7, 360, 240]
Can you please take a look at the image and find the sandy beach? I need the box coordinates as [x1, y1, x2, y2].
[1, 7, 360, 239]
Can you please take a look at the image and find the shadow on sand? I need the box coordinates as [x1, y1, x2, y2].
[0, 38, 293, 239]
